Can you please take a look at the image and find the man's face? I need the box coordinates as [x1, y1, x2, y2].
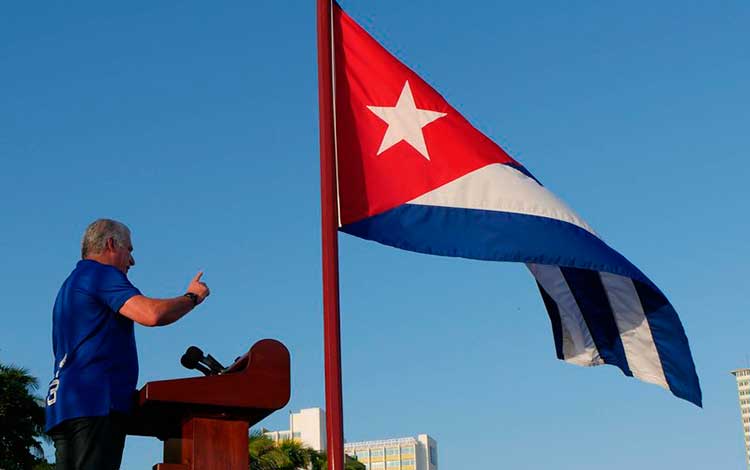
[112, 235, 135, 274]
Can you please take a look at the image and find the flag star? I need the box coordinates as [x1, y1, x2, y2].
[367, 81, 447, 160]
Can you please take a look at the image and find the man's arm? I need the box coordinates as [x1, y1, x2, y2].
[120, 271, 210, 327]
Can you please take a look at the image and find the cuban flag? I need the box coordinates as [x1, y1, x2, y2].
[331, 2, 701, 406]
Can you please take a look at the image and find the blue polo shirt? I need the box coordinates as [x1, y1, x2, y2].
[45, 259, 142, 431]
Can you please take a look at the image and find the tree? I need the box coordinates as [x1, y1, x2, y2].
[248, 432, 364, 470]
[248, 431, 281, 470]
[249, 431, 312, 470]
[0, 363, 52, 470]
[344, 455, 366, 470]
[310, 452, 365, 470]
[277, 438, 315, 469]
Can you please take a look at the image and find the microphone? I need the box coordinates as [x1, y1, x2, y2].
[181, 346, 226, 375]
[180, 352, 212, 376]
[204, 353, 226, 373]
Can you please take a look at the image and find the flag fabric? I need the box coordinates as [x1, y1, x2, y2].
[331, 2, 701, 406]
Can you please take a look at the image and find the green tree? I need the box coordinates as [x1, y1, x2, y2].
[277, 438, 315, 469]
[310, 452, 365, 470]
[248, 432, 364, 470]
[249, 431, 308, 470]
[248, 431, 281, 470]
[344, 454, 366, 470]
[0, 363, 52, 470]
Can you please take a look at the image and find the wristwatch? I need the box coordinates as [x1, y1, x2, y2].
[184, 292, 199, 306]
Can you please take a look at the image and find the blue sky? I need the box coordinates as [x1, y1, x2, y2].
[1, 1, 749, 468]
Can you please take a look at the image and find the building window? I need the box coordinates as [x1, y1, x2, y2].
[386, 447, 399, 456]
[371, 449, 384, 458]
[371, 463, 385, 470]
[401, 459, 416, 465]
[386, 461, 399, 468]
[400, 446, 415, 455]
[356, 451, 370, 460]
[429, 445, 438, 466]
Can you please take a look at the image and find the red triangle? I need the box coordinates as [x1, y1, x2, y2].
[334, 3, 520, 226]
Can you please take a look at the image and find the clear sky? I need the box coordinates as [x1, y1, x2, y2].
[1, 1, 749, 469]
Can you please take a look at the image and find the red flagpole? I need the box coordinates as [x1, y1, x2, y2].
[316, 1, 344, 470]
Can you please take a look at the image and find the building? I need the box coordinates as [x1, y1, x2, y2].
[263, 407, 438, 470]
[731, 368, 750, 468]
[264, 407, 327, 452]
[345, 435, 437, 470]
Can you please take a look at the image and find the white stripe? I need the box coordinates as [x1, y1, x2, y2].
[599, 272, 669, 390]
[527, 263, 603, 366]
[409, 163, 596, 235]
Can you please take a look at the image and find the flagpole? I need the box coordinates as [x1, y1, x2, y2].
[316, 1, 345, 470]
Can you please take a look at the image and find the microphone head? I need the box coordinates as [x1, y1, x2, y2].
[180, 353, 196, 369]
[181, 346, 205, 370]
[185, 346, 205, 360]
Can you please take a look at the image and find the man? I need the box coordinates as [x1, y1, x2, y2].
[45, 219, 210, 469]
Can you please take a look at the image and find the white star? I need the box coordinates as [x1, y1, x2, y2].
[367, 81, 447, 160]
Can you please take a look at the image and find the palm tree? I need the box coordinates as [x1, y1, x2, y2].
[277, 438, 315, 469]
[248, 432, 364, 470]
[0, 363, 52, 470]
[249, 431, 289, 470]
[310, 452, 365, 470]
[249, 431, 320, 470]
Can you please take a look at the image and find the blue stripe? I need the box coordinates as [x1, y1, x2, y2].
[560, 267, 633, 377]
[633, 281, 703, 407]
[506, 162, 540, 184]
[341, 204, 651, 284]
[536, 281, 564, 360]
[342, 203, 703, 406]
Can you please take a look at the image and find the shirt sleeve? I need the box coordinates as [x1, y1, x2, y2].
[94, 267, 142, 313]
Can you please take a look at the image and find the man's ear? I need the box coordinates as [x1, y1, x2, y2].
[105, 237, 116, 252]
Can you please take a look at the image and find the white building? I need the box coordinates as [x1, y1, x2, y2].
[731, 368, 750, 468]
[345, 434, 437, 470]
[264, 407, 327, 452]
[263, 407, 438, 470]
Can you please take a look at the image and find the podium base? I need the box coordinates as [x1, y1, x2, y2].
[154, 417, 249, 470]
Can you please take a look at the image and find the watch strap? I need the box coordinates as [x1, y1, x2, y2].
[184, 292, 199, 306]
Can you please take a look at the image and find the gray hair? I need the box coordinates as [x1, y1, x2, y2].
[81, 219, 131, 258]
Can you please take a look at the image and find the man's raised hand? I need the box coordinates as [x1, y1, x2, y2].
[188, 271, 210, 305]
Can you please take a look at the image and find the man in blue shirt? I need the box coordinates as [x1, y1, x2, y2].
[45, 219, 210, 470]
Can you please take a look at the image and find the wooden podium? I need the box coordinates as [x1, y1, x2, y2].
[128, 339, 291, 470]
